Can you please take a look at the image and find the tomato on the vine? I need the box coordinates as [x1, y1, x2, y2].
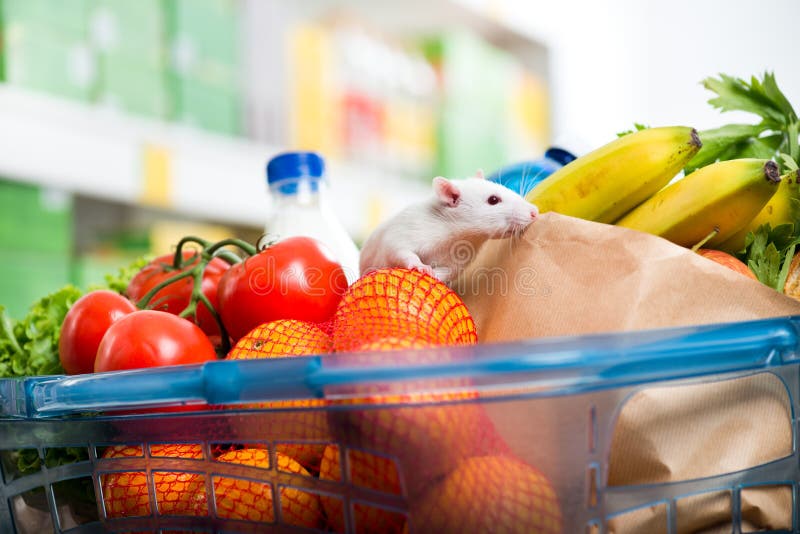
[217, 236, 348, 341]
[126, 251, 229, 337]
[59, 290, 136, 375]
[94, 310, 217, 372]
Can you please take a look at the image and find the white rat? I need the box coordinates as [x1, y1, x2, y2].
[359, 170, 538, 284]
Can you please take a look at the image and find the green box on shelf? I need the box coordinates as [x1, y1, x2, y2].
[0, 0, 5, 83]
[98, 57, 174, 119]
[90, 0, 169, 69]
[2, 21, 97, 102]
[176, 77, 241, 135]
[0, 249, 73, 319]
[2, 0, 91, 37]
[0, 180, 73, 254]
[171, 0, 239, 65]
[422, 31, 512, 178]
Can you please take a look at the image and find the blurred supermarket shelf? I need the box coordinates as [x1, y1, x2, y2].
[0, 85, 430, 237]
[295, 0, 549, 73]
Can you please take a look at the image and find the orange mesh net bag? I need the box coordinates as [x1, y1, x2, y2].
[205, 448, 324, 528]
[224, 318, 334, 473]
[227, 319, 333, 359]
[332, 268, 478, 352]
[202, 268, 562, 532]
[99, 443, 207, 521]
[98, 444, 326, 531]
[409, 455, 562, 533]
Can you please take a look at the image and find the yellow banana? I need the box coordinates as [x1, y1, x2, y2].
[717, 170, 800, 253]
[615, 159, 781, 248]
[525, 126, 701, 223]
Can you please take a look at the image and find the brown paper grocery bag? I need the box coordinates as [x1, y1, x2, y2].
[457, 212, 800, 531]
[458, 212, 800, 337]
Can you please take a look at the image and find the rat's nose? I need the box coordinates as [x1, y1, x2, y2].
[530, 207, 539, 219]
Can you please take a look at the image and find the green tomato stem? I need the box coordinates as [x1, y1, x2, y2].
[176, 265, 231, 356]
[210, 249, 242, 265]
[179, 267, 205, 322]
[134, 236, 253, 355]
[135, 269, 195, 310]
[205, 238, 257, 258]
[172, 236, 212, 269]
[197, 293, 230, 356]
[145, 294, 175, 311]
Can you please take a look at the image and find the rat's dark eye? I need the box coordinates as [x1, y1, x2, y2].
[487, 195, 501, 205]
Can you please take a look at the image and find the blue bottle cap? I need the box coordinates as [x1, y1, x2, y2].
[544, 147, 577, 166]
[266, 152, 325, 194]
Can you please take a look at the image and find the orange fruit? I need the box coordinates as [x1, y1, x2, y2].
[226, 319, 333, 471]
[319, 445, 406, 533]
[332, 268, 477, 352]
[222, 403, 330, 473]
[696, 249, 758, 280]
[326, 387, 510, 500]
[326, 339, 503, 500]
[410, 455, 562, 533]
[99, 443, 205, 518]
[356, 336, 433, 352]
[226, 319, 332, 359]
[328, 402, 504, 501]
[198, 448, 323, 529]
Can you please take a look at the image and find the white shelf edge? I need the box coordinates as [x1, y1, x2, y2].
[0, 85, 430, 238]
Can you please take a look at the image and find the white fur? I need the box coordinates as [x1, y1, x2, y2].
[359, 174, 538, 284]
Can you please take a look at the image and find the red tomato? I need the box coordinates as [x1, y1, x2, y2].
[94, 310, 217, 372]
[217, 236, 348, 341]
[58, 290, 136, 375]
[126, 251, 230, 338]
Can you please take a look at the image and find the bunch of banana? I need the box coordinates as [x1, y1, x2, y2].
[716, 169, 800, 253]
[526, 126, 702, 223]
[615, 159, 781, 247]
[525, 127, 786, 250]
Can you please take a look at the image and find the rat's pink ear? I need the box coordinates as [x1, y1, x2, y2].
[433, 176, 460, 207]
[475, 169, 485, 180]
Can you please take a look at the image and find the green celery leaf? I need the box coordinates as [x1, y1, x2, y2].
[768, 223, 796, 250]
[781, 153, 799, 171]
[788, 122, 800, 164]
[737, 134, 782, 159]
[777, 243, 798, 292]
[748, 224, 770, 254]
[616, 123, 649, 138]
[748, 242, 782, 289]
[762, 72, 798, 122]
[741, 222, 800, 291]
[703, 74, 787, 124]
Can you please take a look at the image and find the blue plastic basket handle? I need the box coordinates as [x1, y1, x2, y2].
[1, 316, 798, 418]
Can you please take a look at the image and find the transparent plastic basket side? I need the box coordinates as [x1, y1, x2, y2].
[0, 316, 799, 533]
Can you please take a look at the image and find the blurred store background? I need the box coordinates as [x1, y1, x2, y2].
[0, 0, 798, 316]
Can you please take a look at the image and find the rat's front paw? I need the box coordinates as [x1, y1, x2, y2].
[406, 262, 436, 278]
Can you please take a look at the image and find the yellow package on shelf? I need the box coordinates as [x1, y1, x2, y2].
[508, 68, 550, 159]
[288, 23, 340, 157]
[140, 143, 172, 208]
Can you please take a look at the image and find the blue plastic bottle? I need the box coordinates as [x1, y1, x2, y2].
[487, 147, 577, 197]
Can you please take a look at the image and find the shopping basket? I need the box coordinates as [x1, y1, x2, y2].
[0, 316, 798, 533]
